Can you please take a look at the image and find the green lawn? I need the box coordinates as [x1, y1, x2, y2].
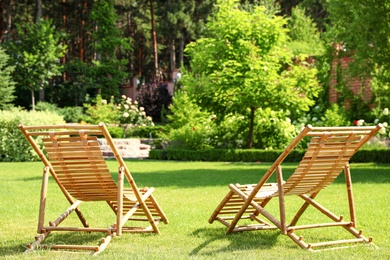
[1, 160, 389, 259]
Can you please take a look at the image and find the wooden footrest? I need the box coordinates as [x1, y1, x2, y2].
[308, 238, 366, 249]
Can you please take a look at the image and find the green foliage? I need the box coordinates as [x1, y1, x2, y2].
[7, 19, 66, 109]
[0, 108, 65, 162]
[252, 108, 297, 149]
[126, 125, 167, 139]
[166, 91, 209, 130]
[0, 46, 15, 109]
[165, 91, 216, 150]
[35, 101, 62, 114]
[107, 126, 125, 138]
[90, 0, 131, 99]
[35, 102, 84, 123]
[287, 6, 325, 57]
[83, 94, 156, 137]
[45, 60, 94, 107]
[150, 148, 390, 163]
[83, 95, 118, 124]
[213, 113, 248, 148]
[370, 68, 390, 114]
[321, 103, 350, 127]
[325, 0, 390, 78]
[180, 0, 321, 148]
[60, 106, 84, 123]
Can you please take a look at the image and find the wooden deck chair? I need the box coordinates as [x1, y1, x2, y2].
[209, 124, 382, 251]
[19, 123, 168, 255]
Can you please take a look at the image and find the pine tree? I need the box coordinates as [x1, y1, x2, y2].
[0, 46, 15, 109]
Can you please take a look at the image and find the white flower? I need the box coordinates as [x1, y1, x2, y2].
[101, 99, 107, 105]
[140, 107, 145, 111]
[141, 111, 146, 116]
[146, 116, 152, 121]
[383, 108, 389, 116]
[374, 118, 379, 124]
[379, 127, 386, 135]
[134, 101, 138, 105]
[121, 95, 127, 99]
[123, 112, 129, 118]
[124, 104, 129, 109]
[357, 119, 364, 126]
[286, 117, 291, 123]
[126, 98, 132, 104]
[383, 122, 388, 127]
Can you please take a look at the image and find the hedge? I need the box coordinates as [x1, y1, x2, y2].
[0, 109, 65, 162]
[149, 148, 390, 163]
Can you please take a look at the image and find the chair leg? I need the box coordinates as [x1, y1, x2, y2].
[117, 167, 124, 236]
[37, 166, 50, 233]
[276, 165, 287, 234]
[344, 164, 357, 227]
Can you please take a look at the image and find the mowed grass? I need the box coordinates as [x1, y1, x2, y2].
[0, 160, 389, 259]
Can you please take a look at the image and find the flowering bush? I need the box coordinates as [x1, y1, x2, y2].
[117, 95, 154, 127]
[352, 107, 389, 148]
[83, 94, 155, 138]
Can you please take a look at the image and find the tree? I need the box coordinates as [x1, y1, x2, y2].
[181, 0, 320, 148]
[0, 46, 15, 109]
[90, 0, 131, 99]
[325, 0, 390, 78]
[287, 5, 325, 57]
[7, 19, 66, 110]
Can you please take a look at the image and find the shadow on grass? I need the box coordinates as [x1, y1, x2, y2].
[129, 162, 390, 188]
[20, 161, 390, 188]
[1, 232, 106, 257]
[189, 227, 281, 256]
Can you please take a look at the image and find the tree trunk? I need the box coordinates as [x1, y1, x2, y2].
[31, 88, 36, 111]
[80, 0, 87, 62]
[61, 0, 67, 80]
[3, 0, 13, 42]
[35, 0, 42, 23]
[0, 1, 3, 41]
[248, 107, 256, 149]
[170, 39, 176, 73]
[150, 0, 158, 82]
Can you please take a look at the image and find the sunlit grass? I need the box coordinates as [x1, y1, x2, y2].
[1, 160, 389, 259]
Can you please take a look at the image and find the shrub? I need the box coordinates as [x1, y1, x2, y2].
[83, 94, 117, 124]
[149, 148, 390, 163]
[60, 106, 84, 123]
[252, 108, 297, 149]
[35, 101, 85, 123]
[107, 126, 125, 138]
[125, 125, 167, 138]
[0, 108, 65, 162]
[321, 103, 350, 126]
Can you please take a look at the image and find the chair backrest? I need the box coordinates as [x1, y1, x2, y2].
[19, 123, 138, 201]
[273, 125, 382, 197]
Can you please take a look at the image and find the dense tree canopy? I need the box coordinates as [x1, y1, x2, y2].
[181, 0, 320, 148]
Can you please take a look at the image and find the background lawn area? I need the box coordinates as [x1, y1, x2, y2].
[0, 160, 389, 259]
